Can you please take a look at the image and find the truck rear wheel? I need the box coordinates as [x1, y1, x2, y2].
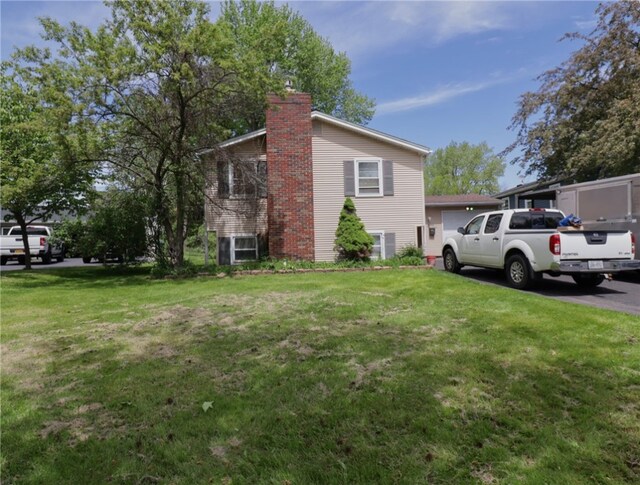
[1, 256, 7, 266]
[505, 254, 534, 290]
[82, 256, 92, 264]
[572, 274, 605, 287]
[443, 248, 461, 274]
[42, 251, 52, 264]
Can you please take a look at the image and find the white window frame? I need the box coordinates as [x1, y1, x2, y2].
[230, 234, 258, 264]
[228, 160, 261, 198]
[368, 230, 385, 260]
[355, 159, 383, 197]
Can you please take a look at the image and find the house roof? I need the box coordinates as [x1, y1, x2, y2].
[493, 177, 565, 198]
[424, 194, 503, 207]
[214, 111, 431, 155]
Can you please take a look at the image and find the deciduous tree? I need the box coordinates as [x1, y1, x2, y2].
[0, 74, 94, 269]
[218, 0, 375, 132]
[13, 0, 248, 268]
[506, 1, 640, 181]
[424, 141, 504, 195]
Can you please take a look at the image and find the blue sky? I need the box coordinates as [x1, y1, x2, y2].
[1, 0, 600, 190]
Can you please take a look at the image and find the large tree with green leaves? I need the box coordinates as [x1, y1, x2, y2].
[506, 1, 640, 181]
[0, 74, 94, 269]
[424, 141, 504, 195]
[218, 0, 375, 132]
[12, 0, 257, 268]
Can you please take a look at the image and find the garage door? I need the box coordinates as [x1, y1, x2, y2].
[442, 210, 486, 241]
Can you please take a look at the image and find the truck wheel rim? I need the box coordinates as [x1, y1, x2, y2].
[510, 262, 524, 283]
[445, 253, 453, 269]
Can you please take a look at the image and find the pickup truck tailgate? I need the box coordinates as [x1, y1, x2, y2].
[559, 230, 633, 260]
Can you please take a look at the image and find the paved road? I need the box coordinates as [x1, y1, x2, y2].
[0, 257, 92, 272]
[434, 258, 640, 316]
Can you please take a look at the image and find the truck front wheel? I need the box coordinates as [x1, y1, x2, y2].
[505, 254, 534, 290]
[1, 256, 7, 266]
[572, 274, 605, 287]
[443, 248, 461, 274]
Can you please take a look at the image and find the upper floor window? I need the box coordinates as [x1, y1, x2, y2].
[356, 159, 382, 196]
[217, 160, 266, 199]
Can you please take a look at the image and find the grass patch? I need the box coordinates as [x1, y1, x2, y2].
[1, 267, 639, 483]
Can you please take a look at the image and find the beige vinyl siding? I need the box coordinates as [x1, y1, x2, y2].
[424, 207, 444, 257]
[312, 121, 426, 261]
[205, 137, 267, 238]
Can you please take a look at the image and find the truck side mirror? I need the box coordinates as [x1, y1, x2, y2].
[457, 227, 465, 235]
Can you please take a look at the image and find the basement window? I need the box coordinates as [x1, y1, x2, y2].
[231, 235, 258, 263]
[368, 231, 385, 260]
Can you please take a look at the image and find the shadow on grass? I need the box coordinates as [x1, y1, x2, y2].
[3, 312, 639, 484]
[1, 265, 153, 289]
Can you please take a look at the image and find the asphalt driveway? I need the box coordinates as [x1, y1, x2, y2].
[434, 258, 640, 316]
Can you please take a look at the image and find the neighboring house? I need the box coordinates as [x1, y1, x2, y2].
[424, 194, 503, 257]
[205, 92, 430, 264]
[0, 207, 71, 235]
[556, 173, 640, 260]
[494, 177, 565, 210]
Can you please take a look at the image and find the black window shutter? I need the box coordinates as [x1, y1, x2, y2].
[384, 232, 396, 258]
[343, 160, 355, 197]
[257, 233, 269, 259]
[217, 161, 229, 198]
[218, 237, 231, 265]
[383, 160, 394, 196]
[257, 161, 267, 198]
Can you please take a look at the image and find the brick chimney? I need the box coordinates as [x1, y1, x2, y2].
[266, 92, 315, 260]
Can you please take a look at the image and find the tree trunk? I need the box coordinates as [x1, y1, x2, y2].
[14, 213, 32, 270]
[173, 169, 186, 268]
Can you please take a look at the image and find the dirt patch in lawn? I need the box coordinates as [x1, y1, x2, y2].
[39, 402, 126, 445]
[349, 358, 393, 390]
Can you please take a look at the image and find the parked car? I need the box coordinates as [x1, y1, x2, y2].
[0, 225, 64, 265]
[442, 209, 639, 289]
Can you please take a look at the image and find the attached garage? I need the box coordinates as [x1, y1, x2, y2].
[424, 195, 503, 258]
[442, 209, 487, 242]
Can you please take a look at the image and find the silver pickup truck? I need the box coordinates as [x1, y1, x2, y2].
[442, 209, 639, 289]
[0, 225, 65, 265]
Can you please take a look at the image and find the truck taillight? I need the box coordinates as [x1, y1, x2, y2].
[632, 232, 636, 256]
[40, 237, 46, 247]
[549, 234, 561, 256]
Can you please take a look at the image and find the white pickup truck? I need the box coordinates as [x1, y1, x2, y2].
[442, 209, 639, 289]
[0, 225, 65, 266]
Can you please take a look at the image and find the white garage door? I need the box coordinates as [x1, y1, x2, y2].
[442, 210, 486, 241]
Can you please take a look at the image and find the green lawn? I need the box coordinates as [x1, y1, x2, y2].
[1, 267, 639, 484]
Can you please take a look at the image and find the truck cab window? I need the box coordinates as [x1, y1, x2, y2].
[484, 214, 503, 234]
[465, 216, 484, 235]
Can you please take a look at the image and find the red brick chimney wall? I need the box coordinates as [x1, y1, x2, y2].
[266, 93, 315, 260]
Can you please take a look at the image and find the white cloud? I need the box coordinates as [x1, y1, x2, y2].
[574, 18, 597, 31]
[376, 66, 531, 115]
[297, 1, 520, 60]
[376, 80, 500, 115]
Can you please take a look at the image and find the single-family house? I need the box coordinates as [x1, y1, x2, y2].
[493, 177, 565, 210]
[205, 91, 430, 264]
